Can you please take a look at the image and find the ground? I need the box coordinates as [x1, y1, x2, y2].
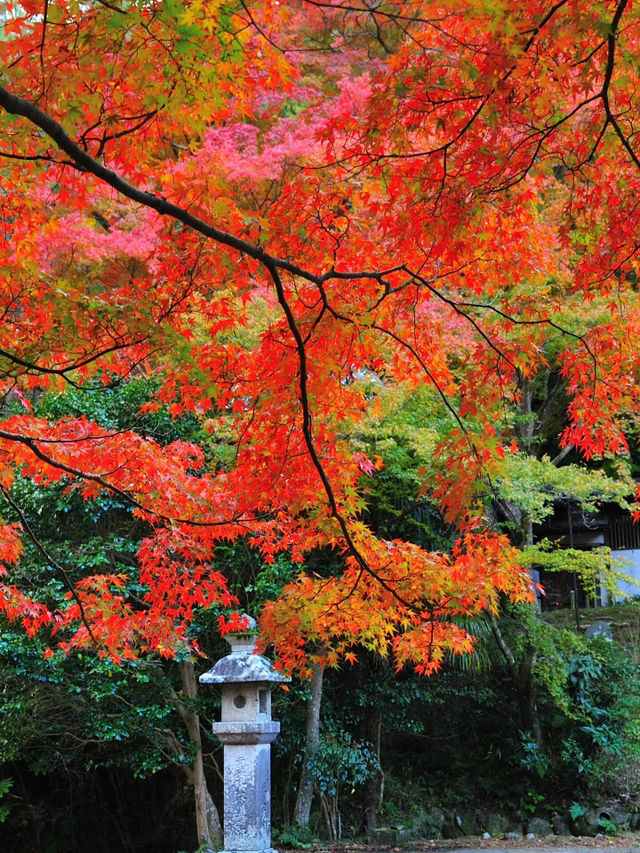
[298, 836, 640, 853]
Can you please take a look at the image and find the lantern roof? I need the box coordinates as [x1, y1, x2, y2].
[199, 616, 290, 685]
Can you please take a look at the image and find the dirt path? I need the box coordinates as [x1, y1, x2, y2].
[405, 838, 640, 849]
[298, 836, 640, 853]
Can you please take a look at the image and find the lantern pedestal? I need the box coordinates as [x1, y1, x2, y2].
[212, 722, 280, 853]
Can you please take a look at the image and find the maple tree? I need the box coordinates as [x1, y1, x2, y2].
[1, 0, 640, 675]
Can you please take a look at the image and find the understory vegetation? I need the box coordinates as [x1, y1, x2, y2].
[3, 600, 640, 852]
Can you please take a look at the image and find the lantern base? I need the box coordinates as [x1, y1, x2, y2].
[219, 848, 280, 853]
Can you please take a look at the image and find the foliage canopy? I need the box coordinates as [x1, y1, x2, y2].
[1, 0, 640, 672]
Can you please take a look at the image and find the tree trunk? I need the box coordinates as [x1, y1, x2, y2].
[489, 612, 542, 747]
[362, 705, 383, 832]
[517, 644, 543, 747]
[176, 659, 223, 849]
[293, 662, 324, 827]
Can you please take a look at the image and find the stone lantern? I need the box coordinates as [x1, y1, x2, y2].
[199, 617, 289, 853]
